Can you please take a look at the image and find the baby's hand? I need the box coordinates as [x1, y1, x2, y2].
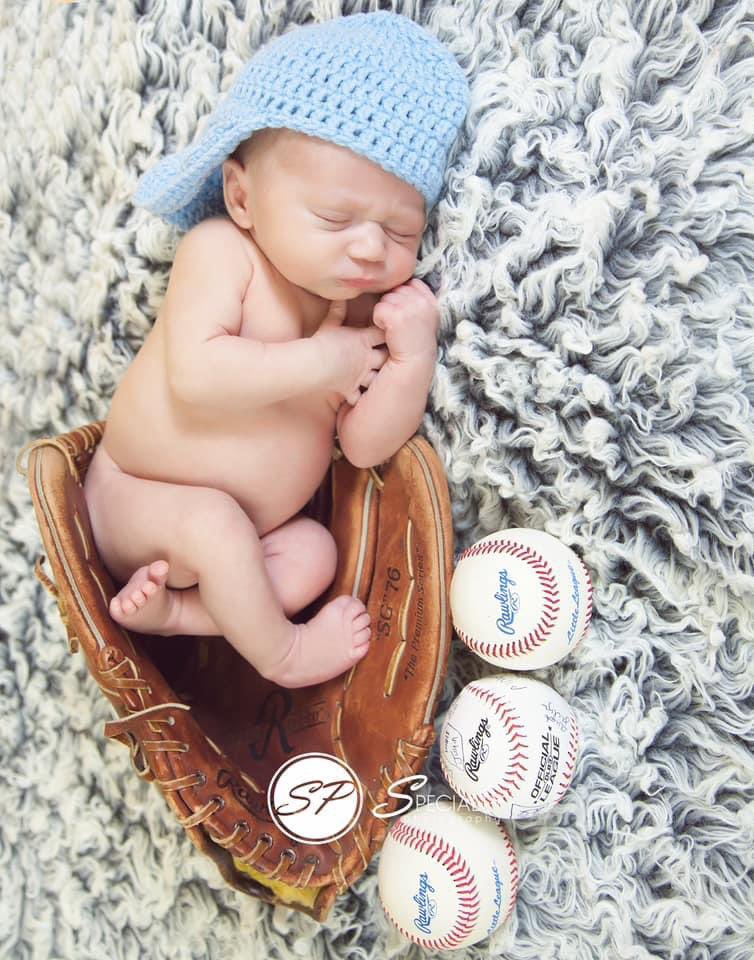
[313, 299, 388, 405]
[372, 278, 440, 364]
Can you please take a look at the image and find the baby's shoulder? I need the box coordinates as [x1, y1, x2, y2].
[176, 216, 254, 283]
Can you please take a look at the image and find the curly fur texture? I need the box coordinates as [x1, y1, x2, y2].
[2, 1, 753, 958]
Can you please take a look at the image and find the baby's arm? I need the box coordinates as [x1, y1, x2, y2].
[162, 219, 339, 413]
[336, 279, 439, 468]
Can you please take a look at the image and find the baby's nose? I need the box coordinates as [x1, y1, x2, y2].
[346, 222, 386, 261]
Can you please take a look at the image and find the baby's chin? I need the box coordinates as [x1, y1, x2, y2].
[302, 275, 408, 301]
[309, 281, 376, 300]
[336, 283, 382, 296]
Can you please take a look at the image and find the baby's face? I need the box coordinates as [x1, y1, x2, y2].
[223, 129, 426, 301]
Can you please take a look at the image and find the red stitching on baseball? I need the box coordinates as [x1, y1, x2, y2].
[552, 718, 580, 804]
[579, 558, 593, 639]
[456, 539, 560, 661]
[441, 684, 529, 813]
[496, 824, 519, 925]
[385, 819, 481, 949]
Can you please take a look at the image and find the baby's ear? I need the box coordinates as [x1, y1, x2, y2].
[222, 158, 253, 229]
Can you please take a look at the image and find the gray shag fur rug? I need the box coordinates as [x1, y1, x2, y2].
[2, 0, 753, 958]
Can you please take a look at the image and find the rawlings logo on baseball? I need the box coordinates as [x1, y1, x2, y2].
[450, 528, 593, 670]
[463, 717, 491, 782]
[439, 675, 580, 821]
[413, 871, 438, 934]
[494, 569, 520, 635]
[377, 800, 519, 950]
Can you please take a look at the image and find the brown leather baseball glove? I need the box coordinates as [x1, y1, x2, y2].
[17, 421, 454, 921]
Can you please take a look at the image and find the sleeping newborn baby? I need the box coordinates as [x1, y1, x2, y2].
[83, 12, 468, 689]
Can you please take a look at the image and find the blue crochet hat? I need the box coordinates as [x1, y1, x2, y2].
[133, 12, 469, 230]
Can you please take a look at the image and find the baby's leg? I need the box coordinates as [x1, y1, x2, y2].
[171, 498, 370, 687]
[261, 515, 338, 616]
[114, 514, 338, 633]
[84, 448, 370, 687]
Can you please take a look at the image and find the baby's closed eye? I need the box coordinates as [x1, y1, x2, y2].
[317, 215, 351, 226]
[315, 214, 418, 240]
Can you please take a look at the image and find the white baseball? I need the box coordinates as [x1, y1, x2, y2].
[440, 674, 580, 820]
[450, 527, 593, 669]
[377, 799, 518, 951]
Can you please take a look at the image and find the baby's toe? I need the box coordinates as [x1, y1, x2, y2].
[352, 637, 370, 659]
[149, 560, 169, 583]
[344, 596, 367, 618]
[119, 597, 136, 615]
[130, 590, 147, 609]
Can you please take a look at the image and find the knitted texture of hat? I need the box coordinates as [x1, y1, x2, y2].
[133, 12, 470, 230]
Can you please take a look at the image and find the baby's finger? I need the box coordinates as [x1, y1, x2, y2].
[380, 290, 405, 305]
[367, 324, 387, 345]
[409, 278, 435, 300]
[372, 303, 400, 330]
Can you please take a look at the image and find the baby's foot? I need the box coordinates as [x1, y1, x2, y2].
[109, 560, 177, 635]
[262, 595, 371, 688]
